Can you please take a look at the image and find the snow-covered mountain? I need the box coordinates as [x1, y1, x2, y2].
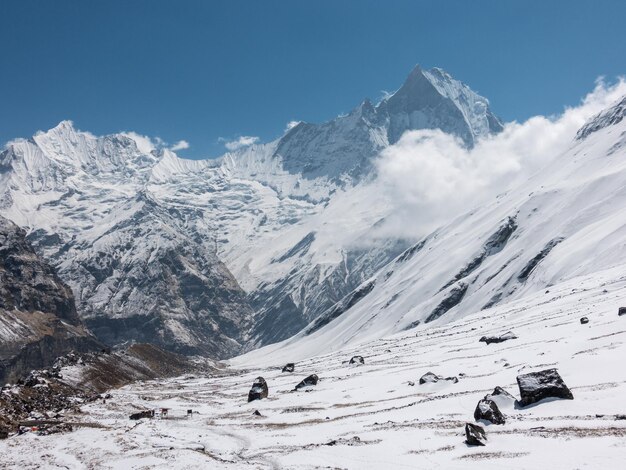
[243, 94, 626, 362]
[0, 65, 502, 355]
[0, 126, 254, 357]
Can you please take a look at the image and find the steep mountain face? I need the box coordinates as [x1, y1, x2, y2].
[0, 128, 254, 358]
[222, 65, 502, 346]
[0, 216, 102, 384]
[0, 65, 502, 354]
[275, 65, 502, 182]
[246, 96, 626, 361]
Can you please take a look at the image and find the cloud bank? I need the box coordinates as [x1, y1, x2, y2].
[372, 78, 626, 239]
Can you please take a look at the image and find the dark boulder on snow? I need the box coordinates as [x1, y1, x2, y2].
[474, 399, 505, 425]
[618, 307, 626, 316]
[489, 386, 515, 399]
[465, 422, 487, 446]
[295, 374, 319, 390]
[516, 368, 573, 406]
[484, 386, 516, 403]
[419, 372, 458, 384]
[483, 386, 517, 411]
[129, 410, 154, 420]
[349, 355, 365, 365]
[248, 377, 269, 402]
[479, 331, 517, 345]
[252, 410, 262, 416]
[580, 317, 590, 324]
[282, 363, 295, 373]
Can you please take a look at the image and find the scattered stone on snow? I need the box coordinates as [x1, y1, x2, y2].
[474, 398, 505, 425]
[252, 410, 262, 416]
[129, 410, 155, 420]
[465, 422, 487, 446]
[248, 377, 269, 402]
[618, 307, 626, 316]
[580, 317, 590, 324]
[419, 372, 458, 385]
[349, 355, 365, 365]
[479, 331, 518, 345]
[484, 386, 516, 408]
[282, 363, 295, 373]
[516, 368, 574, 406]
[295, 374, 319, 390]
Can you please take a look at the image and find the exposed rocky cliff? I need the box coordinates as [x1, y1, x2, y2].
[0, 216, 102, 384]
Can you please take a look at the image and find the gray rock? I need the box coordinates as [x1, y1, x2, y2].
[282, 363, 295, 373]
[465, 422, 487, 446]
[129, 410, 154, 420]
[580, 317, 589, 324]
[516, 369, 573, 406]
[479, 331, 517, 345]
[295, 374, 319, 390]
[248, 377, 268, 402]
[474, 399, 505, 425]
[349, 356, 365, 365]
[419, 372, 458, 385]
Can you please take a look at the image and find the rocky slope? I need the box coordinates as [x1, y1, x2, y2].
[0, 215, 102, 384]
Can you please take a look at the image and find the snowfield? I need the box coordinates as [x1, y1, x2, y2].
[3, 267, 626, 469]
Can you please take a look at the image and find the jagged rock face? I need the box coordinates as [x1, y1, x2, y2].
[0, 216, 102, 384]
[0, 217, 78, 325]
[276, 65, 502, 181]
[0, 129, 254, 357]
[44, 193, 254, 357]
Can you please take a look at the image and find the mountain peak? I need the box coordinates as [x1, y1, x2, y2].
[576, 95, 626, 140]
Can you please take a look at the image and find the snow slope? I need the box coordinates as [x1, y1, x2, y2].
[2, 267, 626, 468]
[239, 95, 626, 362]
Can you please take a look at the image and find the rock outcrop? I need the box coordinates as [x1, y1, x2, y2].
[0, 216, 102, 384]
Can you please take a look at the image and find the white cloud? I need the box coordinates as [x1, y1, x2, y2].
[221, 135, 260, 151]
[379, 89, 395, 102]
[170, 140, 190, 151]
[122, 132, 157, 154]
[371, 77, 626, 239]
[284, 120, 301, 133]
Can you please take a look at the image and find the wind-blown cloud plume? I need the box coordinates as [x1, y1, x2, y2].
[372, 78, 626, 239]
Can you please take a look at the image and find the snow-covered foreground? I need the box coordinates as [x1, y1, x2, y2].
[3, 267, 626, 469]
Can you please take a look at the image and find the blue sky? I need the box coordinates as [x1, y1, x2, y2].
[1, 0, 625, 158]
